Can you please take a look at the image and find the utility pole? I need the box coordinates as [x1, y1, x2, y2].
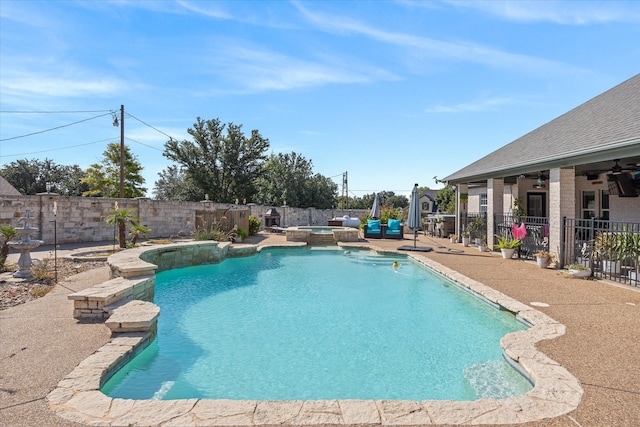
[119, 104, 125, 198]
[342, 171, 348, 210]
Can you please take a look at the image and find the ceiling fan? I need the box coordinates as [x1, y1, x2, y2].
[608, 159, 639, 175]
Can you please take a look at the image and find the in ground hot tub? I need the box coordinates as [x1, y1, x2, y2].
[285, 226, 359, 244]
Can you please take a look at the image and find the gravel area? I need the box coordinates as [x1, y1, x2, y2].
[0, 259, 107, 311]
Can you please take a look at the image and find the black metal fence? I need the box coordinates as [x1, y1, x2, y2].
[494, 214, 549, 260]
[562, 218, 640, 286]
[461, 213, 487, 242]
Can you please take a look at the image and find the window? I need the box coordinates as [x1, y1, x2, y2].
[600, 190, 610, 220]
[527, 192, 546, 217]
[422, 201, 431, 211]
[479, 194, 487, 214]
[582, 191, 596, 219]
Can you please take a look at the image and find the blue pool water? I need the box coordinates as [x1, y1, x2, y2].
[102, 248, 532, 401]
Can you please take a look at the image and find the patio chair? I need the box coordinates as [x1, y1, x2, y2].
[383, 219, 404, 239]
[364, 219, 382, 239]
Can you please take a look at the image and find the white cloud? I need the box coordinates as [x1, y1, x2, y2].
[425, 96, 516, 113]
[174, 0, 232, 20]
[200, 42, 399, 94]
[1, 72, 123, 98]
[293, 2, 585, 75]
[438, 1, 640, 25]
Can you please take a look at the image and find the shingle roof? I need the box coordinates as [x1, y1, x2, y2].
[443, 73, 640, 183]
[0, 176, 21, 196]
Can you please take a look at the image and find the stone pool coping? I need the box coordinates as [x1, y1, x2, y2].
[49, 241, 582, 426]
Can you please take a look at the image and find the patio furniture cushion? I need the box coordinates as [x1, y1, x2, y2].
[383, 219, 404, 239]
[364, 220, 382, 239]
[367, 219, 381, 232]
[387, 219, 401, 232]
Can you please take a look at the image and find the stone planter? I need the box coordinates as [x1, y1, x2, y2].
[536, 256, 549, 268]
[478, 245, 487, 252]
[461, 237, 470, 247]
[500, 248, 516, 259]
[569, 269, 590, 278]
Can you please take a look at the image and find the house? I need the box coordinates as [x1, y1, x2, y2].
[0, 176, 21, 196]
[443, 73, 640, 267]
[419, 189, 439, 216]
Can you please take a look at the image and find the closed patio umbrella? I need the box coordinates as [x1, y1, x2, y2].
[370, 193, 381, 219]
[399, 183, 432, 252]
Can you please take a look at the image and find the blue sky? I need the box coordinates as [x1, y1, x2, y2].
[1, 1, 639, 199]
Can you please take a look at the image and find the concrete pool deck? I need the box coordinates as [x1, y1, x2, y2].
[1, 232, 639, 426]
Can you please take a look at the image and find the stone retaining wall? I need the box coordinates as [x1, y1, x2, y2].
[0, 194, 367, 245]
[68, 241, 261, 319]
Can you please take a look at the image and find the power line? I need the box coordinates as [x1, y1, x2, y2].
[125, 112, 176, 141]
[125, 137, 164, 152]
[0, 110, 112, 114]
[0, 112, 112, 142]
[0, 137, 116, 158]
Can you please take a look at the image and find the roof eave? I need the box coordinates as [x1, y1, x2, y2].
[443, 137, 640, 185]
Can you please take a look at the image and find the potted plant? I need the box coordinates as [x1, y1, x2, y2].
[477, 238, 487, 252]
[233, 227, 249, 243]
[467, 217, 486, 245]
[566, 263, 590, 278]
[593, 232, 622, 274]
[449, 234, 458, 244]
[461, 232, 470, 247]
[533, 251, 554, 268]
[495, 235, 520, 259]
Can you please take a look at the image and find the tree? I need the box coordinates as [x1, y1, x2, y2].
[163, 118, 269, 203]
[152, 165, 201, 201]
[385, 194, 409, 209]
[347, 191, 408, 210]
[82, 143, 147, 198]
[128, 224, 150, 245]
[104, 207, 140, 249]
[435, 185, 456, 214]
[252, 152, 337, 208]
[0, 158, 89, 196]
[0, 225, 17, 271]
[303, 173, 339, 209]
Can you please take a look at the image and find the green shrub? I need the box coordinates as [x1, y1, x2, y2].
[236, 227, 249, 239]
[248, 215, 261, 236]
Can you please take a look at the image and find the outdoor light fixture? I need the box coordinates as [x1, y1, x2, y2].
[46, 182, 51, 192]
[537, 174, 544, 186]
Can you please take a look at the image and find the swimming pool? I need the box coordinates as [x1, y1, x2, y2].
[101, 247, 532, 401]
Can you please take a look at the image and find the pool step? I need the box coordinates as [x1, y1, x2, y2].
[463, 360, 531, 399]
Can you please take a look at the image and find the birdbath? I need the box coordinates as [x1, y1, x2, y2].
[7, 208, 44, 278]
